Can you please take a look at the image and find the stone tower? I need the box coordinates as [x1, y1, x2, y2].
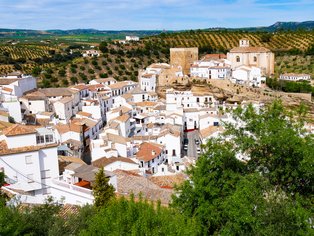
[170, 48, 198, 75]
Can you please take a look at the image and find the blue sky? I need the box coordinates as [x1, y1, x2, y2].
[0, 0, 313, 30]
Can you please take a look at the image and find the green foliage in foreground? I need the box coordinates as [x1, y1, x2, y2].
[0, 196, 198, 236]
[172, 101, 314, 235]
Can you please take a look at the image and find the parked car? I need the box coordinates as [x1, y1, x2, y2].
[196, 147, 201, 154]
[195, 139, 200, 145]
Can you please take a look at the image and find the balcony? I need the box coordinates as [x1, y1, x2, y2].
[51, 176, 94, 203]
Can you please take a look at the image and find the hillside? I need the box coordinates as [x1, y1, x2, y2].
[0, 30, 313, 88]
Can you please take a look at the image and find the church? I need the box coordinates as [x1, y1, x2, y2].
[227, 39, 275, 76]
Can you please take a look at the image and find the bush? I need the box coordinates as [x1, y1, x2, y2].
[100, 73, 108, 78]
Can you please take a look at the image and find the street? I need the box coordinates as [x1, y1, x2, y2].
[184, 130, 200, 158]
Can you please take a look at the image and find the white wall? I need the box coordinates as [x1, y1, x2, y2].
[2, 101, 22, 123]
[5, 133, 37, 148]
[104, 161, 139, 172]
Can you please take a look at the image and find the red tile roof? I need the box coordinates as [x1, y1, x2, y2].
[136, 142, 163, 162]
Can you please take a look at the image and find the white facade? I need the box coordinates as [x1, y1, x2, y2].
[0, 74, 37, 98]
[166, 89, 215, 111]
[139, 73, 157, 92]
[82, 50, 100, 57]
[0, 125, 59, 199]
[279, 73, 311, 81]
[232, 66, 265, 87]
[126, 36, 140, 41]
[190, 59, 231, 80]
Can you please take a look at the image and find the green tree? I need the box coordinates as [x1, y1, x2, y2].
[31, 66, 42, 76]
[172, 101, 314, 235]
[99, 41, 108, 53]
[93, 168, 115, 208]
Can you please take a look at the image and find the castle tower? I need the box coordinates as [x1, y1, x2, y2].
[239, 39, 250, 47]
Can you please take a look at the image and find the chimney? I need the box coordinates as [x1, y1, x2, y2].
[152, 150, 156, 156]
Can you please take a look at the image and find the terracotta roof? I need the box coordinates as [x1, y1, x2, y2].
[122, 93, 133, 100]
[116, 114, 130, 123]
[111, 106, 132, 114]
[135, 101, 157, 107]
[22, 91, 47, 100]
[38, 88, 77, 97]
[70, 84, 88, 91]
[2, 87, 13, 93]
[0, 121, 13, 131]
[73, 165, 114, 182]
[0, 140, 58, 155]
[58, 155, 86, 165]
[230, 46, 271, 53]
[54, 123, 82, 134]
[136, 142, 163, 162]
[2, 124, 37, 136]
[106, 133, 129, 145]
[86, 84, 106, 92]
[149, 173, 186, 189]
[200, 126, 224, 139]
[55, 96, 73, 104]
[92, 157, 136, 168]
[141, 73, 155, 78]
[71, 118, 98, 129]
[114, 169, 173, 205]
[108, 81, 131, 89]
[0, 79, 18, 85]
[77, 111, 92, 117]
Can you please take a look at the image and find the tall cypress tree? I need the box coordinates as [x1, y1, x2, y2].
[93, 168, 115, 208]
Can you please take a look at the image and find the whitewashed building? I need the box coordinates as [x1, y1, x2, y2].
[279, 73, 311, 81]
[0, 124, 59, 202]
[231, 66, 265, 87]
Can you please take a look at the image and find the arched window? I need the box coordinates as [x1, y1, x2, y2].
[236, 56, 240, 62]
[254, 56, 257, 62]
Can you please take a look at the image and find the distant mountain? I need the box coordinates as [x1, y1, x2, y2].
[0, 21, 313, 39]
[206, 21, 314, 32]
[267, 21, 314, 31]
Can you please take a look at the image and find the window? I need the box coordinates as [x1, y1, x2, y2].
[172, 149, 176, 156]
[253, 56, 257, 62]
[27, 174, 34, 183]
[162, 168, 164, 172]
[25, 155, 32, 164]
[236, 56, 240, 62]
[28, 102, 31, 105]
[45, 135, 53, 143]
[41, 170, 51, 179]
[36, 135, 45, 144]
